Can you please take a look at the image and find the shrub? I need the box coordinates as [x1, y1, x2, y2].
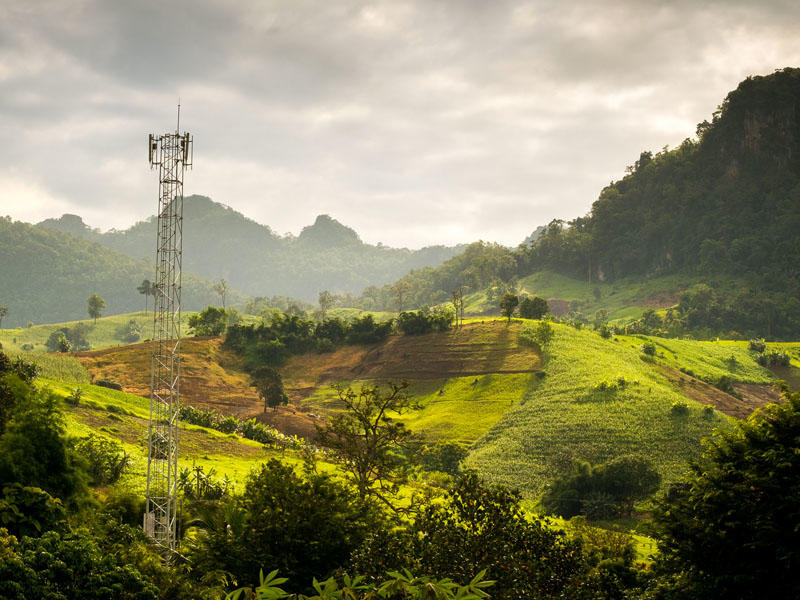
[756, 349, 791, 367]
[64, 388, 83, 407]
[519, 296, 549, 319]
[714, 375, 736, 395]
[702, 405, 715, 419]
[396, 309, 453, 335]
[542, 456, 661, 519]
[670, 401, 690, 417]
[748, 338, 767, 353]
[118, 319, 142, 343]
[188, 306, 228, 336]
[641, 341, 656, 356]
[95, 379, 123, 391]
[599, 324, 612, 339]
[419, 442, 468, 475]
[74, 434, 130, 485]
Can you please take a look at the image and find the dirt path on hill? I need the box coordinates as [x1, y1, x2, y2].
[656, 365, 780, 419]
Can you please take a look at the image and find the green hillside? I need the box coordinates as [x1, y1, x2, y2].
[354, 69, 800, 339]
[0, 217, 247, 328]
[466, 323, 781, 497]
[38, 196, 463, 301]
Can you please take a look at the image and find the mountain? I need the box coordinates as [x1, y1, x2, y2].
[37, 196, 464, 301]
[356, 68, 800, 337]
[0, 217, 243, 328]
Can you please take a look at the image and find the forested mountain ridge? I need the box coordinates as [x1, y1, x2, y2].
[0, 217, 243, 327]
[359, 68, 800, 336]
[37, 196, 464, 301]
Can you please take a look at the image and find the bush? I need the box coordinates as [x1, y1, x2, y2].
[599, 324, 612, 339]
[118, 319, 142, 343]
[756, 349, 791, 367]
[95, 379, 123, 391]
[702, 405, 715, 419]
[188, 306, 228, 336]
[419, 441, 468, 475]
[396, 309, 453, 335]
[542, 456, 661, 519]
[64, 388, 83, 407]
[641, 341, 656, 356]
[748, 338, 767, 353]
[715, 375, 736, 395]
[519, 296, 550, 319]
[670, 401, 690, 417]
[74, 434, 130, 485]
[352, 472, 594, 600]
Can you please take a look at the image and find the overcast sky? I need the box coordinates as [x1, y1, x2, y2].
[1, 0, 799, 248]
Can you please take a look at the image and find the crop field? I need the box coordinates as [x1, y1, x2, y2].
[464, 323, 778, 499]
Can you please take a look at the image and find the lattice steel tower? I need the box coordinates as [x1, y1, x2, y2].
[143, 109, 192, 554]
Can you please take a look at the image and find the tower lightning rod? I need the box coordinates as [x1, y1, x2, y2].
[144, 106, 193, 555]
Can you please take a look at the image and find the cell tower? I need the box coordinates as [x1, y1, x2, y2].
[143, 107, 192, 554]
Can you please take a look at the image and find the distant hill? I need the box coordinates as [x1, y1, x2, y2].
[359, 68, 800, 337]
[0, 218, 243, 328]
[38, 196, 464, 301]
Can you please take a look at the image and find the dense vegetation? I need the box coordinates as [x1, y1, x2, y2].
[38, 198, 463, 302]
[354, 69, 800, 338]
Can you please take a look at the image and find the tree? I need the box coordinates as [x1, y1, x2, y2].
[391, 281, 412, 313]
[0, 306, 7, 328]
[250, 365, 288, 412]
[519, 296, 549, 319]
[352, 472, 593, 600]
[316, 382, 413, 508]
[136, 279, 153, 313]
[499, 292, 518, 322]
[212, 279, 229, 310]
[87, 293, 105, 324]
[650, 385, 800, 599]
[188, 306, 227, 336]
[318, 290, 336, 321]
[542, 456, 660, 520]
[187, 459, 379, 593]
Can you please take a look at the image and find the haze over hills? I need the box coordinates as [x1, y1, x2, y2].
[37, 196, 465, 301]
[0, 217, 245, 328]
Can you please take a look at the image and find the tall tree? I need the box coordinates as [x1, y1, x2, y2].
[250, 366, 288, 412]
[391, 281, 412, 313]
[136, 279, 152, 313]
[315, 381, 413, 509]
[87, 294, 105, 324]
[651, 385, 800, 599]
[0, 306, 7, 329]
[212, 279, 228, 310]
[499, 292, 519, 322]
[318, 290, 336, 321]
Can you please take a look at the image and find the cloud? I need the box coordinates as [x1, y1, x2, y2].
[1, 0, 800, 248]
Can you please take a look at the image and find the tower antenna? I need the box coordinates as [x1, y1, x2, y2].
[144, 113, 193, 556]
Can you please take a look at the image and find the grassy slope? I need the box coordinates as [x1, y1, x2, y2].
[463, 269, 749, 323]
[465, 323, 778, 499]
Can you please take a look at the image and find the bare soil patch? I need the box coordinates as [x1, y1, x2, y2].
[657, 365, 779, 419]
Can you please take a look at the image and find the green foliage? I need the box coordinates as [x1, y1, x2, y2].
[228, 568, 494, 600]
[73, 434, 130, 486]
[189, 305, 229, 336]
[0, 484, 66, 538]
[118, 318, 142, 343]
[650, 386, 800, 599]
[755, 348, 791, 366]
[0, 380, 89, 507]
[87, 293, 106, 323]
[396, 309, 453, 335]
[519, 295, 549, 319]
[542, 456, 661, 519]
[0, 528, 159, 600]
[188, 459, 379, 593]
[748, 338, 766, 352]
[352, 472, 597, 600]
[251, 365, 289, 412]
[419, 441, 468, 475]
[498, 292, 519, 322]
[46, 330, 71, 352]
[316, 382, 413, 507]
[641, 341, 656, 356]
[669, 401, 689, 417]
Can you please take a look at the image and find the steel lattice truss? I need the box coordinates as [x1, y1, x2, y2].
[144, 126, 192, 554]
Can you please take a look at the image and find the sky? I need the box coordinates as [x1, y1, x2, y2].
[1, 0, 799, 249]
